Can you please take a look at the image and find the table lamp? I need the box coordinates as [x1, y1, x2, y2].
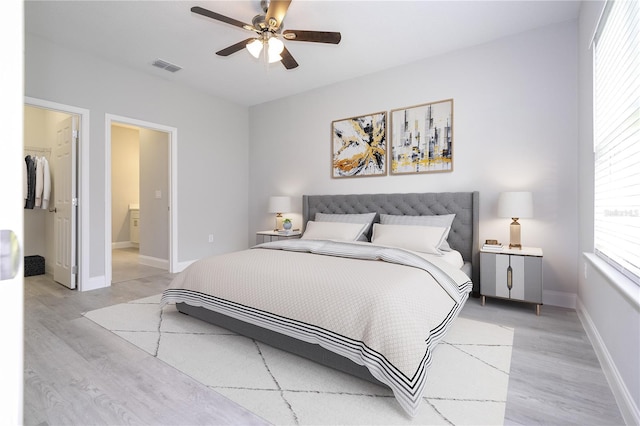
[268, 196, 291, 231]
[498, 191, 533, 249]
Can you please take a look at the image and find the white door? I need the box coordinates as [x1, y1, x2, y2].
[2, 0, 24, 419]
[53, 116, 77, 289]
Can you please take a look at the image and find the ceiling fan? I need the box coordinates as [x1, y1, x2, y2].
[191, 0, 341, 69]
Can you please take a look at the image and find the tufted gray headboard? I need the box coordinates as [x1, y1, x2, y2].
[302, 192, 480, 296]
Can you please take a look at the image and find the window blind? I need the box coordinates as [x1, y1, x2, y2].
[593, 0, 640, 285]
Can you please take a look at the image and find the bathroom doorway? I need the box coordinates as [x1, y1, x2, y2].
[106, 115, 177, 285]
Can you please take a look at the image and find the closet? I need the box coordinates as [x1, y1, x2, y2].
[23, 105, 72, 283]
[23, 145, 51, 277]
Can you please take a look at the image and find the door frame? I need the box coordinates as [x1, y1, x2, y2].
[105, 114, 178, 285]
[24, 96, 90, 291]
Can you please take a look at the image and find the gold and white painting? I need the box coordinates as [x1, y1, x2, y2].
[332, 111, 387, 178]
[390, 99, 453, 175]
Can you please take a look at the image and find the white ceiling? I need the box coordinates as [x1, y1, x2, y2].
[25, 0, 581, 107]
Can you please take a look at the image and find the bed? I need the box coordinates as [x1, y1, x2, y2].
[161, 191, 479, 416]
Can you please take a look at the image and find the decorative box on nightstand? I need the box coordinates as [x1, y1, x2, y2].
[256, 230, 302, 244]
[480, 246, 543, 315]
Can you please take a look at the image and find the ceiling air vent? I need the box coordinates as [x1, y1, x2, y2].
[151, 58, 182, 73]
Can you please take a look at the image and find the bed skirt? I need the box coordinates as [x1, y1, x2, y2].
[176, 301, 387, 387]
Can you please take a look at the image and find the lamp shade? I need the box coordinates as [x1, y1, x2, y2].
[246, 38, 263, 58]
[498, 192, 533, 219]
[268, 196, 291, 213]
[268, 37, 284, 55]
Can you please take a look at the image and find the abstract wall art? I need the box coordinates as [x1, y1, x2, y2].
[331, 111, 387, 178]
[390, 99, 453, 175]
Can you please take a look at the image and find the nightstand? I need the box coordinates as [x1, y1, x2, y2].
[256, 230, 302, 244]
[480, 246, 543, 315]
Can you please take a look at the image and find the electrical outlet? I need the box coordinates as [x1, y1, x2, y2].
[208, 234, 214, 243]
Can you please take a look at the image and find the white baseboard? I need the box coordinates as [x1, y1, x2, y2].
[112, 241, 136, 249]
[577, 299, 640, 426]
[138, 255, 169, 270]
[543, 289, 576, 309]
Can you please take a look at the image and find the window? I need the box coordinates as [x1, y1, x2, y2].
[593, 0, 640, 285]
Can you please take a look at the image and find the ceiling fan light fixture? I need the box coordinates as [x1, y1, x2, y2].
[268, 37, 284, 57]
[192, 2, 341, 70]
[246, 38, 263, 58]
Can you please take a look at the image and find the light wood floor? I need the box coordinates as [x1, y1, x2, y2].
[24, 266, 625, 425]
[111, 247, 167, 283]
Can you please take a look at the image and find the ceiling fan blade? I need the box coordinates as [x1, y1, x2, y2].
[265, 0, 291, 30]
[191, 6, 252, 30]
[282, 30, 341, 44]
[216, 38, 256, 57]
[280, 46, 299, 69]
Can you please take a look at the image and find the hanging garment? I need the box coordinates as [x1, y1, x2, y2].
[23, 155, 27, 202]
[41, 157, 51, 210]
[35, 156, 44, 208]
[24, 155, 36, 209]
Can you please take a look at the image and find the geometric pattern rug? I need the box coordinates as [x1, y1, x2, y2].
[84, 294, 513, 425]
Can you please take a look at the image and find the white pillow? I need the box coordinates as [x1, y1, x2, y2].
[380, 214, 455, 251]
[301, 221, 368, 241]
[371, 223, 448, 254]
[315, 212, 376, 241]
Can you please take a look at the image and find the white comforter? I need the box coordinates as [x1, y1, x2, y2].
[161, 239, 472, 416]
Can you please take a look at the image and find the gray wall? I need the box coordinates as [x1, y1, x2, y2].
[25, 33, 250, 283]
[139, 128, 169, 261]
[248, 20, 579, 307]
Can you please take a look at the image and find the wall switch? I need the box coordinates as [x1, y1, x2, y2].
[208, 234, 214, 243]
[155, 190, 162, 199]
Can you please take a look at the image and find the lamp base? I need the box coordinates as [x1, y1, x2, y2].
[509, 218, 522, 249]
[274, 213, 283, 231]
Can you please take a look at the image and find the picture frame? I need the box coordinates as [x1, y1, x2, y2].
[389, 99, 453, 175]
[331, 111, 387, 178]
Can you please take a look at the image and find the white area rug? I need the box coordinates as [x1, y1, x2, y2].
[84, 295, 513, 425]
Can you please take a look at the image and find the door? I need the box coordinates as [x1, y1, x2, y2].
[53, 116, 77, 288]
[2, 1, 24, 418]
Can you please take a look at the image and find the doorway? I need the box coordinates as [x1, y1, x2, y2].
[23, 98, 90, 291]
[105, 114, 178, 286]
[110, 123, 167, 283]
